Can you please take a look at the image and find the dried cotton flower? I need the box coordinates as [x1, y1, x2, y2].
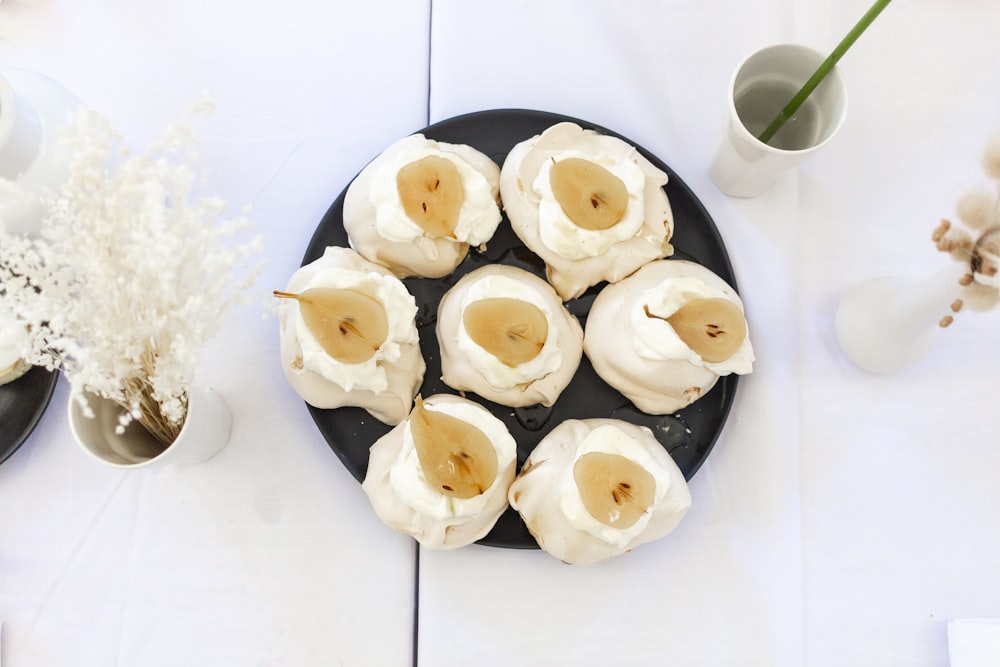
[983, 132, 1000, 181]
[956, 188, 1000, 233]
[933, 133, 1000, 322]
[0, 100, 262, 446]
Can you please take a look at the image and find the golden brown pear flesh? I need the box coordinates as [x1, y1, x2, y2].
[410, 396, 499, 498]
[462, 297, 549, 367]
[549, 157, 629, 231]
[396, 155, 465, 238]
[274, 287, 388, 364]
[573, 451, 656, 529]
[653, 297, 747, 364]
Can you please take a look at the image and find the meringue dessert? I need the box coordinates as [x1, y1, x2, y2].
[362, 393, 518, 549]
[0, 355, 30, 386]
[508, 418, 691, 565]
[499, 122, 675, 300]
[275, 246, 425, 425]
[584, 259, 754, 414]
[436, 264, 583, 408]
[0, 312, 31, 387]
[343, 133, 503, 279]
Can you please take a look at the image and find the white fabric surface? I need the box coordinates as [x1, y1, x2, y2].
[424, 1, 1000, 666]
[0, 1, 429, 665]
[949, 619, 1000, 667]
[1, 1, 999, 666]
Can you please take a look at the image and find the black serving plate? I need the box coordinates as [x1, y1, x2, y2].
[0, 365, 59, 465]
[302, 109, 739, 549]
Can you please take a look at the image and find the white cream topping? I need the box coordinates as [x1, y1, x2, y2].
[630, 276, 755, 375]
[0, 312, 28, 371]
[532, 150, 647, 260]
[558, 424, 671, 548]
[389, 399, 516, 520]
[295, 266, 418, 393]
[369, 135, 501, 245]
[456, 274, 563, 390]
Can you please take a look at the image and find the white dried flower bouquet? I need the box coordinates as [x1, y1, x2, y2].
[0, 100, 261, 447]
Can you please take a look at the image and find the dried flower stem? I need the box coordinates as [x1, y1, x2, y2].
[116, 342, 188, 447]
[757, 0, 893, 145]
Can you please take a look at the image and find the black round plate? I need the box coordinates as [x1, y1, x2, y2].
[0, 365, 59, 465]
[301, 109, 739, 549]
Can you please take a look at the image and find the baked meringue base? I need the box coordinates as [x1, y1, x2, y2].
[277, 247, 425, 426]
[499, 122, 675, 300]
[508, 418, 691, 565]
[585, 259, 750, 414]
[0, 358, 31, 387]
[343, 134, 502, 279]
[437, 264, 583, 408]
[362, 394, 516, 550]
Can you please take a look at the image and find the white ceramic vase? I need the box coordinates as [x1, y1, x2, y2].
[708, 43, 848, 198]
[835, 263, 965, 374]
[0, 68, 80, 236]
[69, 385, 233, 468]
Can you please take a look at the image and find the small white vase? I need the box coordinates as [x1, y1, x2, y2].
[835, 263, 966, 374]
[0, 68, 80, 237]
[69, 385, 233, 469]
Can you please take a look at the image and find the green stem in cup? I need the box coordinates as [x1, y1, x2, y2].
[756, 0, 893, 146]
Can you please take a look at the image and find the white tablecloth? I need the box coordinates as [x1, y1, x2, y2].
[2, 1, 999, 665]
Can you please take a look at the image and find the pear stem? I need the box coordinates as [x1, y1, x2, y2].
[272, 290, 300, 300]
[756, 0, 893, 146]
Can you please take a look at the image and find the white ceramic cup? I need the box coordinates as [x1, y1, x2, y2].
[708, 43, 848, 198]
[69, 385, 232, 468]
